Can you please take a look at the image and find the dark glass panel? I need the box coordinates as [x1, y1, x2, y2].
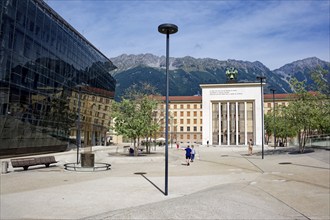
[0, 0, 116, 156]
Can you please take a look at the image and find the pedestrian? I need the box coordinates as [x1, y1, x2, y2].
[184, 145, 192, 166]
[176, 142, 179, 149]
[191, 145, 195, 162]
[207, 140, 209, 147]
[248, 139, 253, 155]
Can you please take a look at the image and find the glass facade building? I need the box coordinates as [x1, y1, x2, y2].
[0, 0, 116, 156]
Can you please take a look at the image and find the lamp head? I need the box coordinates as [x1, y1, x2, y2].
[158, 23, 178, 35]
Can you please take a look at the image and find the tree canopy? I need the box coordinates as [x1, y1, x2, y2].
[111, 83, 160, 155]
[264, 67, 330, 152]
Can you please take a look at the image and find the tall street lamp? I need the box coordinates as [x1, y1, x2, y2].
[256, 76, 266, 159]
[158, 23, 178, 196]
[76, 83, 88, 164]
[76, 86, 82, 164]
[270, 88, 276, 149]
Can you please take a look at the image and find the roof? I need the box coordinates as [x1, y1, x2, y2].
[264, 91, 319, 101]
[156, 96, 202, 102]
[264, 93, 294, 100]
[81, 86, 115, 98]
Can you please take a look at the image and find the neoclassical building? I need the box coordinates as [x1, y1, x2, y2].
[201, 83, 263, 146]
[157, 85, 291, 147]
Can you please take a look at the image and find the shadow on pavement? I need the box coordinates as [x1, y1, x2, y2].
[134, 172, 165, 195]
[254, 147, 315, 156]
[279, 162, 329, 170]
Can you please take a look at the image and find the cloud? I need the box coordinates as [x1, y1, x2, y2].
[47, 0, 329, 69]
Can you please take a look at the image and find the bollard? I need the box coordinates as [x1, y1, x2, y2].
[2, 161, 9, 174]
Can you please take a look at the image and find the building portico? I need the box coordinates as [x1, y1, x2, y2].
[201, 83, 264, 146]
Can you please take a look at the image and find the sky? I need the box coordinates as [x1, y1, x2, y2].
[45, 0, 330, 70]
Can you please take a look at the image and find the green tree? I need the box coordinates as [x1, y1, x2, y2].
[311, 65, 330, 96]
[311, 66, 330, 134]
[284, 78, 329, 152]
[274, 105, 296, 146]
[112, 83, 160, 156]
[264, 113, 273, 145]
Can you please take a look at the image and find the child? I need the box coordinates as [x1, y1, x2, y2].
[248, 139, 253, 155]
[191, 145, 195, 162]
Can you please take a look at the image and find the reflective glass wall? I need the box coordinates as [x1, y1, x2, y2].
[0, 0, 116, 156]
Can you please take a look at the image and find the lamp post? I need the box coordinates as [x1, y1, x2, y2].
[158, 23, 178, 196]
[270, 88, 276, 149]
[256, 76, 266, 159]
[76, 86, 82, 164]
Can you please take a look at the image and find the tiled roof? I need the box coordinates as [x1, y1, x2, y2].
[156, 96, 202, 102]
[264, 93, 293, 100]
[81, 86, 115, 98]
[155, 92, 318, 102]
[264, 91, 318, 101]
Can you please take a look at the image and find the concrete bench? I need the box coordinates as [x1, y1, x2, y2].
[11, 156, 57, 171]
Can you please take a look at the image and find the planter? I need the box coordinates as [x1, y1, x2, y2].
[81, 153, 95, 167]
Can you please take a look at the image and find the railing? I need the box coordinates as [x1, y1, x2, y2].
[306, 134, 330, 150]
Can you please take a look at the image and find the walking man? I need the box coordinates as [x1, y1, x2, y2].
[185, 145, 192, 166]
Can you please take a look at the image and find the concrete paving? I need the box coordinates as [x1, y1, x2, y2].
[0, 144, 329, 220]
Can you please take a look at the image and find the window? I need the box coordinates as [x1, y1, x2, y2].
[200, 126, 202, 131]
[194, 111, 197, 117]
[187, 119, 190, 124]
[180, 126, 184, 132]
[194, 104, 197, 109]
[174, 112, 177, 117]
[174, 104, 177, 109]
[187, 104, 190, 109]
[180, 119, 184, 124]
[194, 126, 197, 131]
[187, 112, 190, 117]
[187, 127, 190, 131]
[194, 119, 197, 124]
[200, 111, 203, 117]
[180, 111, 184, 117]
[180, 104, 184, 109]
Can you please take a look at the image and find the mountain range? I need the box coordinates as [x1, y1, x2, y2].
[110, 54, 329, 100]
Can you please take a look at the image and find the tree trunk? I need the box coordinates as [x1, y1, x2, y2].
[133, 139, 138, 156]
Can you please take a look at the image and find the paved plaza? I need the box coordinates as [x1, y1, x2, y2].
[0, 144, 329, 219]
